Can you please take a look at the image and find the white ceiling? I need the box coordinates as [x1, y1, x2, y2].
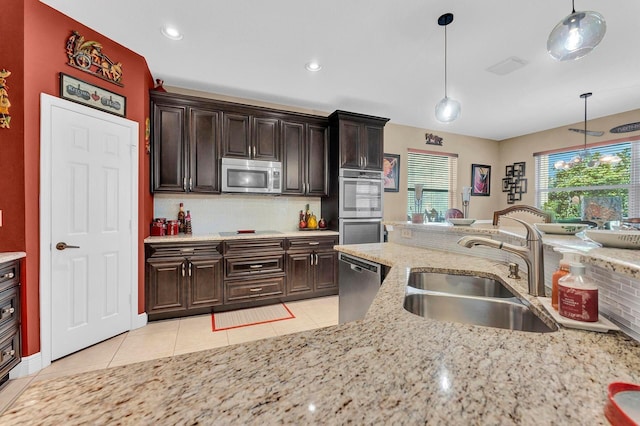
[41, 0, 640, 140]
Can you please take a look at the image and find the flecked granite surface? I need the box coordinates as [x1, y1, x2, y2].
[3, 243, 640, 424]
[0, 252, 26, 263]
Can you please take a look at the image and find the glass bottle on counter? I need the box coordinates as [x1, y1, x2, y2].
[178, 202, 186, 233]
[185, 210, 192, 235]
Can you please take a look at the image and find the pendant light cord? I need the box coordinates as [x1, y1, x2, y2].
[584, 93, 587, 152]
[443, 25, 448, 98]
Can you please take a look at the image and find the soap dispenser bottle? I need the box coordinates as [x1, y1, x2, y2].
[552, 249, 580, 310]
[558, 263, 598, 322]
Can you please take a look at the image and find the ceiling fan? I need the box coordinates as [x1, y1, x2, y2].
[567, 128, 605, 137]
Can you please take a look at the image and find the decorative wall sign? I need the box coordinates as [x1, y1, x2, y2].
[425, 133, 443, 146]
[471, 164, 491, 196]
[502, 161, 527, 204]
[60, 73, 126, 117]
[66, 31, 123, 86]
[610, 122, 640, 134]
[0, 69, 11, 129]
[383, 153, 400, 192]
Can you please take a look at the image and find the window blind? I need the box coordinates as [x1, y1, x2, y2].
[407, 149, 458, 221]
[535, 140, 639, 219]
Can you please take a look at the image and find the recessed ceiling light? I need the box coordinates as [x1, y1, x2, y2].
[305, 61, 322, 72]
[161, 26, 183, 41]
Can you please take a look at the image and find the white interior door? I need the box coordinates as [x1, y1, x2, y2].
[41, 94, 138, 361]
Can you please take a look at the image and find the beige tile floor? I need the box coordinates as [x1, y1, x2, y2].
[0, 296, 338, 414]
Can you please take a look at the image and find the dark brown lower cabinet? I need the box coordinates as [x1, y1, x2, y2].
[286, 236, 338, 297]
[145, 243, 223, 320]
[145, 236, 338, 320]
[0, 259, 21, 388]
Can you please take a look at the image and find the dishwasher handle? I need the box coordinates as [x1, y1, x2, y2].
[339, 253, 379, 274]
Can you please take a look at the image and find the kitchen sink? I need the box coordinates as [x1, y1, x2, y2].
[403, 292, 557, 333]
[407, 271, 517, 298]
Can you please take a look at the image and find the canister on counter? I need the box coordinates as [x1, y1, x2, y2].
[167, 220, 179, 235]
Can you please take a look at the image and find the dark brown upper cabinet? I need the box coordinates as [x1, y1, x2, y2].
[329, 110, 389, 171]
[281, 119, 329, 196]
[151, 92, 220, 193]
[151, 90, 331, 195]
[222, 113, 280, 161]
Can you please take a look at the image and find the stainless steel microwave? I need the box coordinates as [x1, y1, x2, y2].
[221, 158, 282, 194]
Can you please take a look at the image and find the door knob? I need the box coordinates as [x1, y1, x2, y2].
[56, 242, 80, 250]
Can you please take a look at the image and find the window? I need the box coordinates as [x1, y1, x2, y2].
[407, 148, 458, 222]
[535, 140, 640, 221]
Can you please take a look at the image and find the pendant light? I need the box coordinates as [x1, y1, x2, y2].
[547, 0, 606, 61]
[435, 13, 460, 123]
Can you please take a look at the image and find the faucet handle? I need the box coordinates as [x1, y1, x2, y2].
[502, 217, 543, 241]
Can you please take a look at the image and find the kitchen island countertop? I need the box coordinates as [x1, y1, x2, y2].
[2, 243, 639, 425]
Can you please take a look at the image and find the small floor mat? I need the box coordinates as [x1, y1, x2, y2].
[212, 303, 295, 331]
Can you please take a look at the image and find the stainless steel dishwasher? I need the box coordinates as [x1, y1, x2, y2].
[338, 253, 382, 324]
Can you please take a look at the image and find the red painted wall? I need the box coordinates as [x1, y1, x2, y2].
[2, 0, 154, 357]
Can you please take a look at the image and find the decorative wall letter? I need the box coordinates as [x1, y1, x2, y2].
[502, 162, 527, 204]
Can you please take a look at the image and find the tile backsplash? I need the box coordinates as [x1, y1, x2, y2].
[154, 194, 321, 234]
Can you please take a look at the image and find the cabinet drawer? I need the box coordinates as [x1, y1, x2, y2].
[0, 261, 19, 293]
[223, 238, 284, 256]
[225, 254, 285, 279]
[287, 236, 338, 251]
[224, 277, 285, 304]
[0, 287, 19, 337]
[146, 242, 221, 259]
[0, 326, 20, 377]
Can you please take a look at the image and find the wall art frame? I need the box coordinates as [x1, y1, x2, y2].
[383, 153, 400, 192]
[59, 73, 126, 117]
[471, 164, 491, 196]
[502, 161, 527, 204]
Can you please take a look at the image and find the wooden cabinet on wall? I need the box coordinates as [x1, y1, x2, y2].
[150, 91, 332, 195]
[145, 242, 223, 320]
[151, 92, 220, 193]
[328, 110, 390, 171]
[222, 113, 280, 161]
[281, 119, 329, 196]
[285, 235, 338, 296]
[0, 259, 21, 387]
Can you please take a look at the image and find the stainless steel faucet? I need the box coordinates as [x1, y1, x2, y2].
[457, 217, 546, 296]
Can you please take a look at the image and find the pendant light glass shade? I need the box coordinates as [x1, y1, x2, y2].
[547, 2, 606, 61]
[435, 96, 461, 123]
[435, 13, 460, 123]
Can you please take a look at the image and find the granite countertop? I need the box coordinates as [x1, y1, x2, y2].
[3, 243, 639, 424]
[144, 229, 339, 243]
[0, 252, 26, 263]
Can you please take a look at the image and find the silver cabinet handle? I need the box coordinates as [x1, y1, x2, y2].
[310, 253, 314, 266]
[249, 287, 263, 292]
[364, 156, 367, 169]
[1, 272, 14, 279]
[315, 254, 319, 265]
[309, 242, 320, 246]
[189, 177, 193, 191]
[249, 264, 263, 269]
[182, 263, 185, 277]
[2, 307, 15, 315]
[183, 177, 187, 190]
[188, 262, 192, 277]
[56, 242, 80, 250]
